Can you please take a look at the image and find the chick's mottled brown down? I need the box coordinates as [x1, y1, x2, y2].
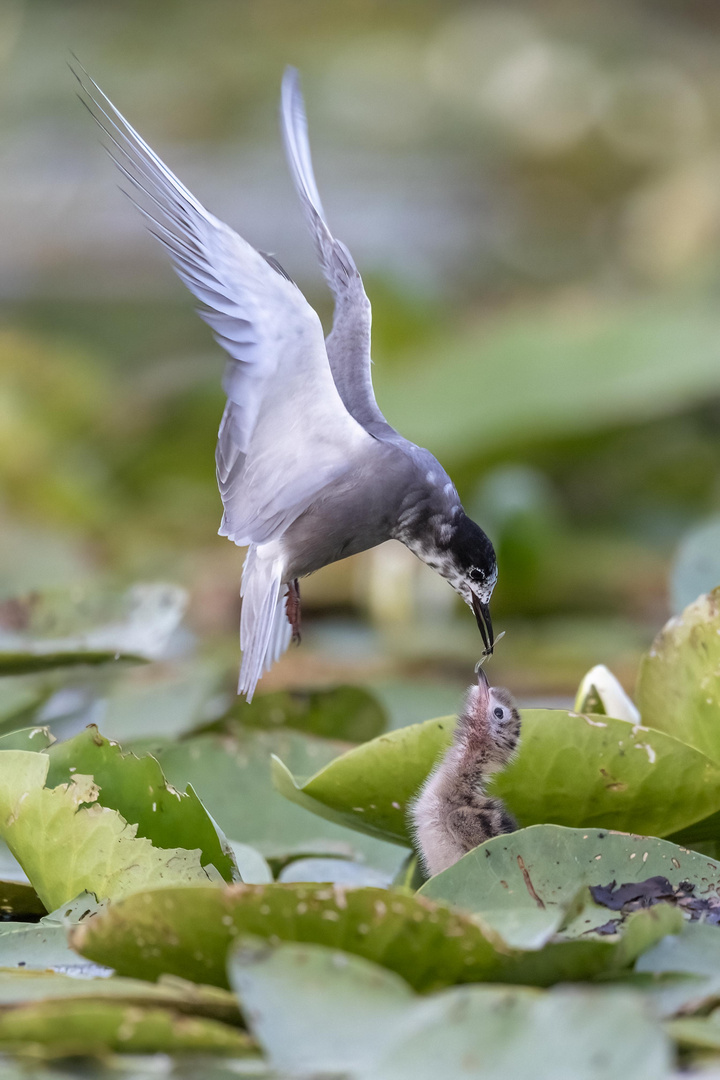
[411, 670, 520, 878]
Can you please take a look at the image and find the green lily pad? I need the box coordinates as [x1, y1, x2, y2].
[634, 921, 720, 1019]
[271, 717, 453, 846]
[276, 858, 392, 887]
[98, 665, 225, 743]
[636, 587, 720, 763]
[0, 727, 54, 752]
[273, 710, 720, 846]
[0, 894, 104, 971]
[229, 940, 672, 1080]
[668, 1010, 720, 1052]
[0, 583, 186, 675]
[0, 751, 220, 910]
[0, 999, 251, 1056]
[71, 882, 680, 993]
[419, 825, 720, 948]
[228, 938, 417, 1075]
[148, 730, 403, 873]
[45, 726, 235, 881]
[215, 685, 388, 743]
[0, 968, 239, 1024]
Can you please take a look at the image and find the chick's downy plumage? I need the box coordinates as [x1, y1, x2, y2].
[411, 669, 520, 878]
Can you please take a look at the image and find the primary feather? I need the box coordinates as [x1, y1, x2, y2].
[280, 68, 395, 438]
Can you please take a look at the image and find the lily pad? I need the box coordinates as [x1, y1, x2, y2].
[71, 882, 680, 992]
[228, 939, 417, 1075]
[0, 999, 251, 1056]
[419, 825, 720, 948]
[636, 587, 720, 763]
[149, 730, 403, 874]
[620, 921, 720, 1020]
[271, 717, 453, 846]
[0, 583, 186, 674]
[277, 859, 392, 888]
[273, 710, 720, 846]
[0, 751, 220, 910]
[98, 665, 224, 742]
[0, 727, 54, 752]
[0, 968, 240, 1024]
[0, 894, 104, 971]
[215, 685, 388, 743]
[229, 939, 672, 1080]
[45, 726, 235, 881]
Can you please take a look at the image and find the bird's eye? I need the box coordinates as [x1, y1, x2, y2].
[493, 707, 504, 720]
[469, 567, 484, 583]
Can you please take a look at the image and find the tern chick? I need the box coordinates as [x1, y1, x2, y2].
[74, 64, 498, 699]
[411, 669, 520, 877]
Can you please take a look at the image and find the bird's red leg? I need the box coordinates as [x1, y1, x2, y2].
[286, 578, 301, 644]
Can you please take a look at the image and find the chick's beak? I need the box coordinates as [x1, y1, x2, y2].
[471, 593, 494, 655]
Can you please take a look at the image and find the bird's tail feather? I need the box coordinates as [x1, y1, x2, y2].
[238, 546, 292, 701]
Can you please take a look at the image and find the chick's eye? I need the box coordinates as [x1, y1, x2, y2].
[493, 707, 504, 720]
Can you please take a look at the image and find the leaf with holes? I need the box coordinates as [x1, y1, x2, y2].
[46, 726, 235, 881]
[0, 751, 220, 910]
[419, 825, 719, 948]
[71, 882, 681, 992]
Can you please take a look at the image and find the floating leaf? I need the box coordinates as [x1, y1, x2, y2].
[0, 893, 104, 971]
[46, 726, 235, 881]
[230, 939, 672, 1080]
[668, 1010, 720, 1052]
[271, 717, 453, 846]
[634, 921, 720, 1018]
[149, 730, 402, 873]
[71, 882, 680, 992]
[0, 999, 251, 1056]
[375, 296, 720, 461]
[0, 968, 239, 1024]
[0, 751, 220, 910]
[277, 859, 392, 887]
[273, 711, 720, 846]
[98, 665, 224, 742]
[0, 727, 54, 752]
[0, 584, 186, 674]
[229, 939, 416, 1076]
[214, 685, 387, 743]
[419, 826, 719, 948]
[637, 587, 720, 763]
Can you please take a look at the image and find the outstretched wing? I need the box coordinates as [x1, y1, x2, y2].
[280, 67, 397, 440]
[72, 64, 374, 548]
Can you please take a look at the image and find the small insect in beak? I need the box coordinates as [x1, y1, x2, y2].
[471, 593, 494, 655]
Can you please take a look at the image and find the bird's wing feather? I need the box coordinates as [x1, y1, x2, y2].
[73, 64, 374, 547]
[280, 67, 397, 438]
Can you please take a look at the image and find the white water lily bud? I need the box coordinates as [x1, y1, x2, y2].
[574, 664, 640, 723]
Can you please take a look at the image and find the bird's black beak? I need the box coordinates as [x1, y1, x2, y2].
[471, 594, 494, 655]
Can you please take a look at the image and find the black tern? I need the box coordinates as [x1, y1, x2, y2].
[73, 65, 498, 700]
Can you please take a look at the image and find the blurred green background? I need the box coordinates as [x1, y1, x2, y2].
[3, 0, 720, 708]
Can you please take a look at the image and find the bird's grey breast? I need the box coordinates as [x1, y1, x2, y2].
[282, 439, 423, 580]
